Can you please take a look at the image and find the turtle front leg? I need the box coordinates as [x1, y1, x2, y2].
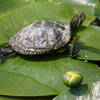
[67, 43, 74, 57]
[67, 36, 79, 58]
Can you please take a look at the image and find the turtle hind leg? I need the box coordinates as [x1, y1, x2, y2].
[0, 45, 15, 63]
[0, 44, 14, 57]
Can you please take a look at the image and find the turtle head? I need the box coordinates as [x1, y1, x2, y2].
[70, 12, 85, 37]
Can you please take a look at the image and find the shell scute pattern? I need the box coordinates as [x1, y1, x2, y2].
[10, 21, 71, 55]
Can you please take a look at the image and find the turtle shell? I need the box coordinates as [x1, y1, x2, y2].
[10, 21, 71, 55]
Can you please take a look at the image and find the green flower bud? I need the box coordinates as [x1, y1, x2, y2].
[63, 71, 83, 88]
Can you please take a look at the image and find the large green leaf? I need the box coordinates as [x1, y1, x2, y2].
[0, 55, 100, 97]
[76, 25, 100, 60]
[0, 69, 58, 96]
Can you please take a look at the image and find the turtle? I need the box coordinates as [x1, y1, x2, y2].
[0, 12, 85, 58]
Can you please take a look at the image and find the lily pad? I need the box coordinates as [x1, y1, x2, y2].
[76, 25, 100, 60]
[0, 56, 100, 96]
[0, 69, 59, 96]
